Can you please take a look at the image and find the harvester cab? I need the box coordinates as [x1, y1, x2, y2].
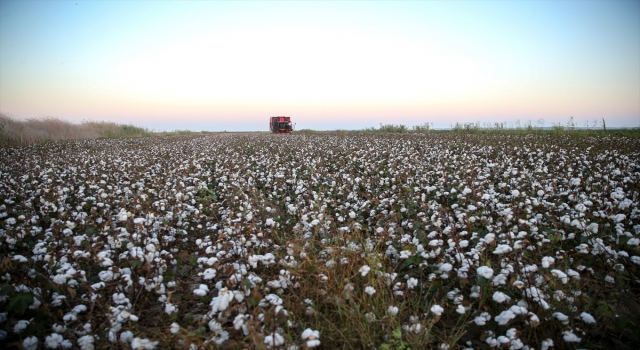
[269, 116, 294, 134]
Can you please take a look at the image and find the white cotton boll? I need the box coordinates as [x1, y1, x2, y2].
[23, 336, 38, 350]
[474, 316, 487, 325]
[430, 304, 444, 316]
[541, 256, 554, 268]
[407, 277, 418, 289]
[550, 270, 568, 284]
[120, 331, 134, 343]
[580, 312, 596, 324]
[72, 304, 87, 314]
[552, 312, 570, 324]
[492, 274, 507, 286]
[567, 269, 580, 280]
[562, 330, 581, 342]
[170, 322, 180, 334]
[477, 266, 494, 279]
[388, 306, 399, 316]
[234, 314, 246, 331]
[131, 337, 159, 349]
[46, 333, 64, 348]
[493, 245, 512, 255]
[359, 265, 370, 276]
[302, 328, 321, 348]
[209, 319, 222, 333]
[77, 335, 94, 350]
[439, 263, 453, 273]
[200, 268, 216, 280]
[511, 190, 520, 197]
[165, 303, 177, 314]
[13, 255, 28, 263]
[53, 274, 67, 285]
[495, 310, 516, 325]
[264, 333, 284, 348]
[265, 218, 275, 226]
[349, 211, 356, 219]
[365, 286, 376, 295]
[492, 291, 510, 303]
[627, 238, 640, 246]
[14, 319, 30, 333]
[193, 284, 209, 296]
[456, 305, 466, 314]
[210, 288, 235, 313]
[484, 233, 495, 243]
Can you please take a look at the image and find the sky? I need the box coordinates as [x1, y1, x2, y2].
[1, 0, 639, 131]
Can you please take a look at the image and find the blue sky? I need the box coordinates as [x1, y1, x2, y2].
[1, 0, 638, 131]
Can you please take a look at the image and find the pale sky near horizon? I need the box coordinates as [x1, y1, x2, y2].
[1, 0, 639, 131]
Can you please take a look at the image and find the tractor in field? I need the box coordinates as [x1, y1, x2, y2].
[269, 116, 294, 134]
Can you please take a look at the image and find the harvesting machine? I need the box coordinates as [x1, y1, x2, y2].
[269, 116, 294, 134]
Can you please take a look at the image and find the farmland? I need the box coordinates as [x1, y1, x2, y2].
[1, 133, 639, 349]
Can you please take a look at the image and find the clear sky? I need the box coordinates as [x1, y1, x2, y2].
[1, 0, 639, 131]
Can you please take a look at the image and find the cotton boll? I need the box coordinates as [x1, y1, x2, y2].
[477, 266, 494, 279]
[541, 256, 554, 268]
[165, 302, 177, 314]
[430, 304, 444, 316]
[77, 335, 94, 350]
[484, 233, 495, 243]
[388, 306, 399, 316]
[210, 288, 235, 313]
[264, 333, 284, 348]
[131, 337, 159, 349]
[200, 268, 216, 280]
[120, 330, 134, 343]
[580, 312, 596, 324]
[550, 269, 569, 284]
[438, 263, 453, 273]
[46, 333, 64, 348]
[23, 336, 38, 350]
[552, 312, 570, 324]
[495, 310, 516, 325]
[493, 245, 512, 254]
[492, 291, 510, 303]
[365, 286, 376, 295]
[562, 330, 581, 342]
[301, 328, 321, 348]
[14, 319, 30, 333]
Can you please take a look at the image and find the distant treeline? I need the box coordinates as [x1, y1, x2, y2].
[300, 118, 640, 137]
[0, 113, 153, 146]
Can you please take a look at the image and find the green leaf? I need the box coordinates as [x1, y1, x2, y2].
[8, 292, 34, 315]
[187, 254, 197, 266]
[128, 259, 142, 269]
[392, 326, 402, 340]
[84, 225, 96, 237]
[402, 255, 423, 269]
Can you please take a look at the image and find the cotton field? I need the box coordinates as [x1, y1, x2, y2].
[1, 133, 639, 349]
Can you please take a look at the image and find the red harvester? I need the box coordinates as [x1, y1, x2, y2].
[269, 116, 293, 134]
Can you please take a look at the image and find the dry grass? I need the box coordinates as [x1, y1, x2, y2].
[0, 113, 152, 146]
